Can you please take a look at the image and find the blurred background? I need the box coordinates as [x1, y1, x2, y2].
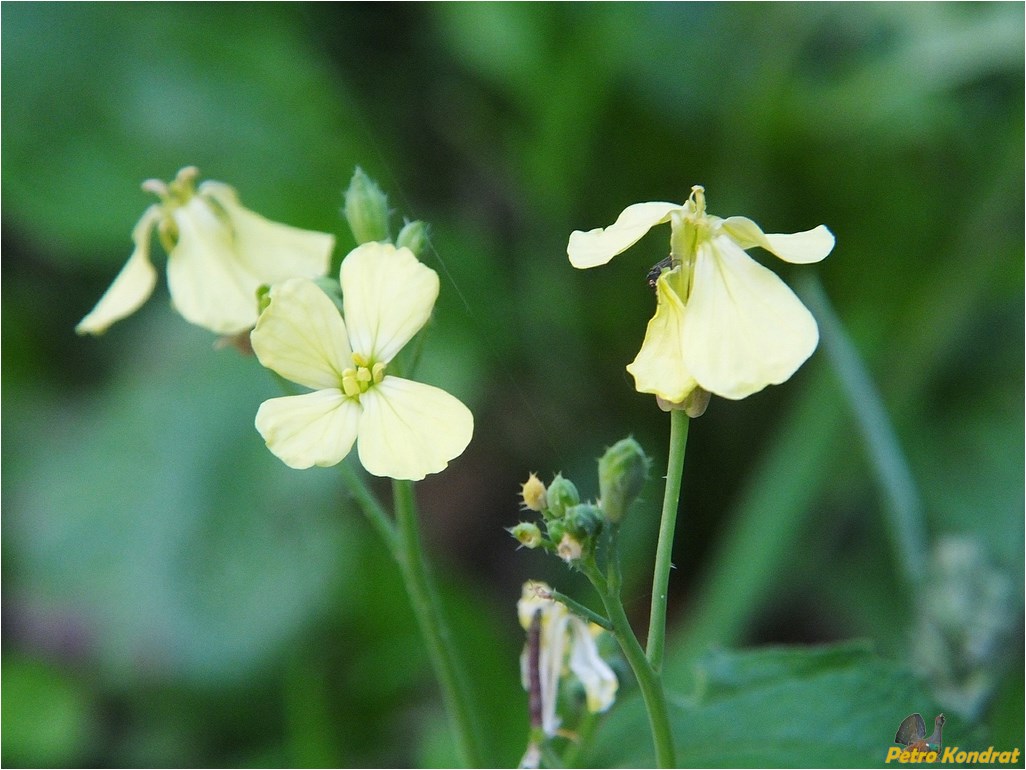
[2, 3, 1022, 767]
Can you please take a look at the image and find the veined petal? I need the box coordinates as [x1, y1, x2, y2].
[567, 618, 618, 714]
[626, 267, 700, 404]
[251, 278, 352, 390]
[721, 216, 834, 264]
[567, 202, 679, 269]
[200, 181, 334, 282]
[167, 193, 265, 334]
[683, 236, 819, 399]
[341, 243, 439, 364]
[356, 376, 473, 481]
[255, 389, 360, 469]
[76, 206, 161, 335]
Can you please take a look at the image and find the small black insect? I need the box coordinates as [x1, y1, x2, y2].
[647, 255, 674, 290]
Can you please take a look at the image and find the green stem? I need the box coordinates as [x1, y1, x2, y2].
[586, 562, 675, 768]
[392, 479, 484, 768]
[647, 409, 690, 672]
[548, 589, 613, 631]
[338, 461, 398, 555]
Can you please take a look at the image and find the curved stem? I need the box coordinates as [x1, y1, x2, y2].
[582, 560, 676, 767]
[392, 479, 484, 767]
[647, 409, 690, 672]
[338, 461, 398, 555]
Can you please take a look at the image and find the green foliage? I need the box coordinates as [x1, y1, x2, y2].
[2, 2, 1021, 767]
[589, 643, 944, 768]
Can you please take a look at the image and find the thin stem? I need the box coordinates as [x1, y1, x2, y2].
[338, 461, 398, 555]
[647, 409, 690, 672]
[584, 560, 675, 768]
[392, 479, 484, 768]
[548, 589, 613, 631]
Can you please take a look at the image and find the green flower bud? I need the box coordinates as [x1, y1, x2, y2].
[598, 438, 650, 524]
[343, 167, 390, 244]
[545, 519, 567, 544]
[396, 220, 429, 256]
[565, 503, 603, 539]
[508, 522, 543, 549]
[545, 474, 580, 519]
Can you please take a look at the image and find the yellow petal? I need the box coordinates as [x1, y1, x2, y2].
[683, 236, 819, 399]
[567, 617, 618, 713]
[201, 182, 335, 282]
[255, 389, 360, 469]
[356, 376, 473, 480]
[250, 278, 352, 390]
[167, 186, 334, 335]
[76, 206, 161, 335]
[625, 268, 700, 403]
[720, 216, 834, 264]
[340, 243, 439, 363]
[567, 202, 680, 269]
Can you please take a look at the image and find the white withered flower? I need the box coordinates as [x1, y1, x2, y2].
[76, 166, 334, 336]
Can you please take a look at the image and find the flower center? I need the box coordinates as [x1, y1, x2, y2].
[341, 352, 386, 399]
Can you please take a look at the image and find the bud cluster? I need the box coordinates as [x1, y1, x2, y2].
[508, 438, 651, 567]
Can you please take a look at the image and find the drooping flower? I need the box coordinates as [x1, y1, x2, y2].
[567, 186, 834, 403]
[250, 241, 473, 481]
[517, 581, 618, 738]
[76, 166, 335, 336]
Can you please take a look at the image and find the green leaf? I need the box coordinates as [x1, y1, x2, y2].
[586, 642, 942, 768]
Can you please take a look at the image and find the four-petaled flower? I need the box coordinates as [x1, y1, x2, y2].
[568, 186, 834, 403]
[251, 242, 473, 481]
[76, 166, 335, 336]
[518, 581, 618, 738]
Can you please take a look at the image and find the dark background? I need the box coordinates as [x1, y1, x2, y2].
[3, 3, 1023, 767]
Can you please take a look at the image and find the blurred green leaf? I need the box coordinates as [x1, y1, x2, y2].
[589, 642, 941, 768]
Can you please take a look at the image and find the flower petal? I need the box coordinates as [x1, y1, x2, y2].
[201, 181, 335, 282]
[567, 202, 680, 269]
[721, 216, 834, 264]
[568, 617, 618, 714]
[76, 206, 161, 335]
[356, 376, 473, 480]
[341, 243, 439, 364]
[683, 236, 819, 399]
[625, 267, 700, 404]
[251, 278, 352, 390]
[166, 193, 265, 334]
[255, 389, 360, 469]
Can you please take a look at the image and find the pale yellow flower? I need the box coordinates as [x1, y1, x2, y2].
[568, 186, 834, 402]
[76, 167, 334, 336]
[518, 581, 618, 737]
[251, 242, 473, 481]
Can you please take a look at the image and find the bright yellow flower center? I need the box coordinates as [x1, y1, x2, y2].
[341, 352, 386, 399]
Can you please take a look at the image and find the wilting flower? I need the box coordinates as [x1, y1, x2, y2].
[251, 242, 473, 481]
[568, 186, 834, 403]
[76, 166, 334, 336]
[518, 581, 618, 738]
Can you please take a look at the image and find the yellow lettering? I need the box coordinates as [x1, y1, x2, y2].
[1013, 749, 1022, 764]
[924, 752, 937, 763]
[965, 751, 979, 763]
[942, 746, 956, 762]
[886, 747, 902, 763]
[978, 748, 994, 763]
[955, 751, 968, 763]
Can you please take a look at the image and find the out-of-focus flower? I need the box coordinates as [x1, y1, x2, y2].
[251, 242, 473, 481]
[517, 581, 618, 737]
[76, 166, 334, 336]
[568, 186, 834, 403]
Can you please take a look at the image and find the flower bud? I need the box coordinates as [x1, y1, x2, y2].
[520, 473, 548, 512]
[396, 220, 429, 256]
[598, 438, 650, 524]
[343, 167, 390, 244]
[508, 522, 543, 549]
[545, 474, 580, 519]
[557, 533, 584, 563]
[565, 503, 603, 539]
